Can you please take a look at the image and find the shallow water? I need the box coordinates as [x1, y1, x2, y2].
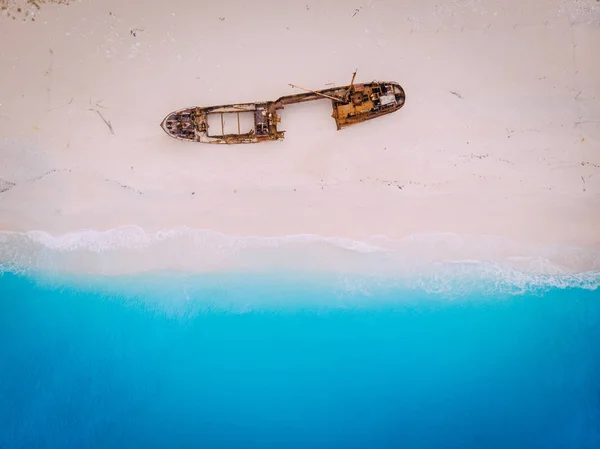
[1, 270, 599, 449]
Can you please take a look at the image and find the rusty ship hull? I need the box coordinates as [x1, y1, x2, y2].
[160, 79, 405, 144]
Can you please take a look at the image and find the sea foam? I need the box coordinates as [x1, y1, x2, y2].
[1, 226, 599, 296]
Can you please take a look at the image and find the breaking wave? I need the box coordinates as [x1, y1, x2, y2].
[1, 226, 599, 296]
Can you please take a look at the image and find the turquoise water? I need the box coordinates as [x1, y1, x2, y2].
[1, 271, 599, 448]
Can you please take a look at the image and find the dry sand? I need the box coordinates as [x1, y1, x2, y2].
[0, 0, 599, 270]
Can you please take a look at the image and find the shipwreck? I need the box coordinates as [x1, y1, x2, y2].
[160, 72, 406, 144]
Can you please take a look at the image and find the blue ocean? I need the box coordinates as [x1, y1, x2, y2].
[1, 231, 599, 448]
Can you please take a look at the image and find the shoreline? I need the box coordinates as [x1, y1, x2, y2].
[1, 226, 599, 279]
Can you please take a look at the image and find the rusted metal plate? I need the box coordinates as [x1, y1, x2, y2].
[160, 74, 406, 144]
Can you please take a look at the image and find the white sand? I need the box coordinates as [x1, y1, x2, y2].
[0, 0, 599, 271]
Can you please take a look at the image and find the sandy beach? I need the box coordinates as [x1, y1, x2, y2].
[1, 0, 599, 271]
